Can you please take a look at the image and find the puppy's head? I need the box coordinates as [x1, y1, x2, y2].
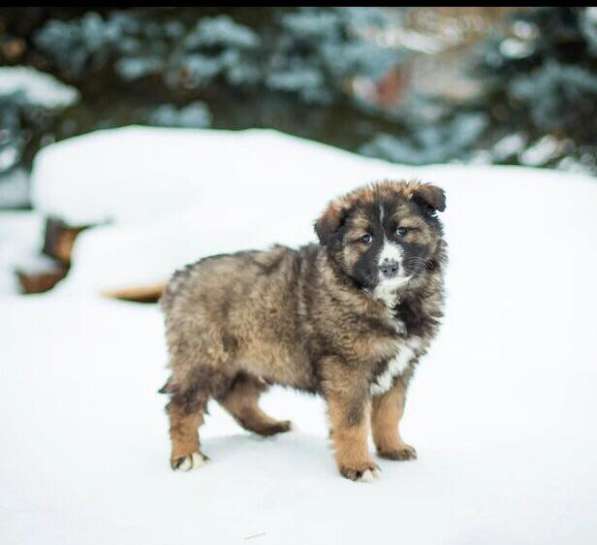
[314, 180, 446, 303]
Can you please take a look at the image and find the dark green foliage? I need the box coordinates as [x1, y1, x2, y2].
[1, 7, 595, 210]
[0, 6, 410, 206]
[468, 7, 597, 170]
[31, 7, 401, 106]
[360, 112, 487, 165]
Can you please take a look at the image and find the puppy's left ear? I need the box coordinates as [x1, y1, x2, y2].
[413, 183, 446, 213]
[314, 200, 350, 245]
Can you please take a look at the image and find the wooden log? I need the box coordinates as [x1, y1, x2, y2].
[15, 257, 67, 294]
[17, 216, 166, 301]
[101, 282, 166, 304]
[14, 216, 91, 294]
[41, 216, 90, 265]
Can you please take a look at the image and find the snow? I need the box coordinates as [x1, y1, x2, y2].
[31, 126, 407, 292]
[0, 66, 79, 108]
[30, 126, 395, 226]
[0, 168, 29, 209]
[0, 210, 45, 294]
[33, 126, 597, 296]
[2, 127, 597, 544]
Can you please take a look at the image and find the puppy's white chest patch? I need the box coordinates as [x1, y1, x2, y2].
[370, 336, 422, 396]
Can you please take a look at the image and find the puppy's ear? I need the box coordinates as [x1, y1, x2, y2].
[314, 201, 350, 245]
[413, 183, 446, 213]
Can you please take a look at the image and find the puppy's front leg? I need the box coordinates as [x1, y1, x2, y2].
[323, 364, 379, 481]
[371, 379, 417, 461]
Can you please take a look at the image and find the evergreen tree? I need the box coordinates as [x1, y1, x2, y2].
[0, 6, 410, 204]
[470, 7, 597, 172]
[1, 7, 595, 210]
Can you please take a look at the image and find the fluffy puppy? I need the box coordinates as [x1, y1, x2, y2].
[159, 180, 447, 481]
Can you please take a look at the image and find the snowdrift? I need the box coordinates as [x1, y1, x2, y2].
[2, 127, 597, 544]
[29, 126, 597, 297]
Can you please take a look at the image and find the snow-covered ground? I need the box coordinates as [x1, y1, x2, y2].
[2, 127, 597, 544]
[0, 211, 45, 294]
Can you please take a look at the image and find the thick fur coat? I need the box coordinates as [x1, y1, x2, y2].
[160, 180, 447, 481]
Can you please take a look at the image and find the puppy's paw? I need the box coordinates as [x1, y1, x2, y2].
[171, 451, 209, 471]
[339, 461, 381, 482]
[257, 420, 293, 437]
[378, 443, 417, 461]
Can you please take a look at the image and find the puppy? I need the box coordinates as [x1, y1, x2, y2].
[159, 180, 447, 481]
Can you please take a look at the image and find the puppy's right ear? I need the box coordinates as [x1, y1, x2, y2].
[314, 200, 349, 245]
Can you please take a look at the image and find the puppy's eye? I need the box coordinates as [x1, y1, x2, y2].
[360, 233, 373, 244]
[396, 227, 408, 237]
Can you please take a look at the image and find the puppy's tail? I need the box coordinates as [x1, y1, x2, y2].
[158, 378, 175, 394]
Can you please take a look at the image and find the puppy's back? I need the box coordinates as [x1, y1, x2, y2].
[159, 245, 319, 348]
[160, 244, 319, 389]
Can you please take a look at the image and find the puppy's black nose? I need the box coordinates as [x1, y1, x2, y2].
[380, 258, 399, 278]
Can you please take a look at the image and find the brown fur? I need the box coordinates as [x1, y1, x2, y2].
[371, 379, 417, 460]
[159, 180, 447, 480]
[167, 402, 206, 468]
[328, 392, 377, 480]
[218, 374, 291, 436]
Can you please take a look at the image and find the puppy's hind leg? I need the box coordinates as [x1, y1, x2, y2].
[218, 373, 292, 437]
[163, 380, 210, 471]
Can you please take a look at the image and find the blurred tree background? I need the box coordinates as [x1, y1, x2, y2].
[1, 6, 596, 209]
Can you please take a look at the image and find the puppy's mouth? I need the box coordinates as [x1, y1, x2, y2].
[377, 273, 412, 291]
[365, 273, 412, 303]
[375, 257, 412, 290]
